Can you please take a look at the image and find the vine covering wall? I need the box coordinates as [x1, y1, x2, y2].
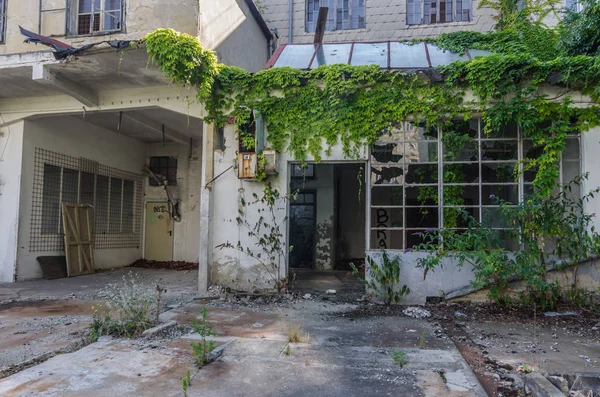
[142, 0, 600, 199]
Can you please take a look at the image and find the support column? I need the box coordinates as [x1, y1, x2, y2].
[198, 121, 214, 295]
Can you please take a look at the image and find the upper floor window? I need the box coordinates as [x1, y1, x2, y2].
[306, 0, 366, 32]
[566, 0, 584, 12]
[76, 0, 123, 35]
[0, 0, 6, 43]
[407, 0, 471, 25]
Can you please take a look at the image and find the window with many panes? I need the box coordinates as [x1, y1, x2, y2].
[149, 156, 178, 186]
[407, 0, 471, 25]
[369, 120, 581, 250]
[0, 0, 6, 43]
[75, 0, 123, 35]
[306, 0, 365, 32]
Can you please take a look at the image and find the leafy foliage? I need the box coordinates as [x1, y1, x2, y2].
[558, 0, 600, 56]
[190, 307, 216, 367]
[415, 175, 600, 308]
[364, 251, 410, 305]
[391, 349, 408, 367]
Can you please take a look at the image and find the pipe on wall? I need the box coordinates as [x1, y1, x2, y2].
[288, 0, 293, 43]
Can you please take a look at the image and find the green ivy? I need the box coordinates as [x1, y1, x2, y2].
[144, 24, 600, 197]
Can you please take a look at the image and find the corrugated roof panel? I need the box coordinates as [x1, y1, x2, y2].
[274, 44, 317, 69]
[389, 42, 429, 69]
[351, 43, 388, 68]
[427, 44, 469, 67]
[311, 44, 353, 68]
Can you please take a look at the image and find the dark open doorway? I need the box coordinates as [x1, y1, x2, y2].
[288, 163, 366, 272]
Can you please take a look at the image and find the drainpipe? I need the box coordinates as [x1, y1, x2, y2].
[288, 0, 293, 43]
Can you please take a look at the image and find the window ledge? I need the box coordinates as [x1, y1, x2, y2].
[405, 20, 475, 29]
[66, 30, 124, 39]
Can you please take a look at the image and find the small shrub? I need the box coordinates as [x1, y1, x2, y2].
[90, 272, 157, 339]
[282, 344, 291, 356]
[391, 349, 408, 367]
[363, 251, 410, 305]
[190, 307, 216, 367]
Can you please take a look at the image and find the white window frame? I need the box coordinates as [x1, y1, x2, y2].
[305, 0, 366, 32]
[367, 119, 582, 250]
[407, 0, 472, 25]
[72, 0, 124, 36]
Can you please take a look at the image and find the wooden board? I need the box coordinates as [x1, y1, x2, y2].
[61, 203, 95, 277]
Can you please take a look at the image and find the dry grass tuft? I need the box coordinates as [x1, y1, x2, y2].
[286, 322, 309, 343]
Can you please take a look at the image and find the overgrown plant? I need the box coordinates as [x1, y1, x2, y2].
[362, 251, 410, 305]
[190, 307, 216, 367]
[181, 369, 191, 397]
[90, 273, 157, 340]
[416, 175, 600, 309]
[391, 349, 408, 367]
[217, 183, 289, 292]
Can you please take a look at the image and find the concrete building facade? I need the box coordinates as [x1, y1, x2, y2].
[0, 0, 272, 282]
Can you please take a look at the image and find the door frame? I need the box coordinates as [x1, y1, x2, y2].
[288, 189, 317, 269]
[143, 200, 174, 261]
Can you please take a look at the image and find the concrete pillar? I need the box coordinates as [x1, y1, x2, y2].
[198, 121, 214, 295]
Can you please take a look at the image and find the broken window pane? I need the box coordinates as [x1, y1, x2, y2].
[443, 185, 479, 206]
[404, 142, 438, 163]
[481, 163, 517, 183]
[482, 185, 518, 205]
[371, 142, 403, 164]
[443, 163, 479, 184]
[371, 165, 404, 185]
[370, 229, 404, 250]
[443, 207, 479, 228]
[405, 185, 438, 206]
[406, 207, 438, 228]
[405, 164, 438, 184]
[371, 186, 403, 206]
[371, 208, 403, 228]
[481, 140, 518, 161]
[484, 123, 518, 139]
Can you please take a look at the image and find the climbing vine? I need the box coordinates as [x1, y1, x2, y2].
[143, 12, 600, 198]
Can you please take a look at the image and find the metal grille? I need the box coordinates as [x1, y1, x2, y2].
[30, 148, 143, 252]
[0, 0, 5, 43]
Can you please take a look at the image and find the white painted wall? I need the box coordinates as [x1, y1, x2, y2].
[145, 141, 202, 263]
[582, 126, 600, 232]
[17, 116, 146, 281]
[200, 0, 270, 72]
[210, 124, 368, 291]
[0, 121, 24, 282]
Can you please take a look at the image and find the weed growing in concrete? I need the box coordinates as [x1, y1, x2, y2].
[419, 331, 427, 349]
[391, 349, 408, 368]
[282, 344, 291, 356]
[181, 369, 191, 397]
[286, 322, 309, 343]
[89, 272, 157, 340]
[190, 307, 216, 367]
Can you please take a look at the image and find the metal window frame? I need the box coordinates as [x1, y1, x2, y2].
[366, 119, 583, 250]
[305, 0, 366, 32]
[0, 0, 6, 44]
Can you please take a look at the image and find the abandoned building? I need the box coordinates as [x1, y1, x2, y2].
[0, 0, 598, 304]
[0, 0, 272, 283]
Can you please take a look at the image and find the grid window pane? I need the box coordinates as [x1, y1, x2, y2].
[149, 156, 178, 186]
[41, 165, 61, 235]
[371, 208, 403, 228]
[306, 0, 365, 32]
[371, 229, 404, 249]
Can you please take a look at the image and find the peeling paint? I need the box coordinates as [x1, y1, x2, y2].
[315, 215, 334, 271]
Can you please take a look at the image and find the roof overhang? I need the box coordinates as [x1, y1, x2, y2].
[0, 46, 169, 105]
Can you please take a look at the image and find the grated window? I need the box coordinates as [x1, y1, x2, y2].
[31, 148, 142, 252]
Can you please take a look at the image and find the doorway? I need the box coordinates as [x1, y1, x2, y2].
[289, 191, 317, 268]
[144, 202, 174, 261]
[288, 163, 366, 272]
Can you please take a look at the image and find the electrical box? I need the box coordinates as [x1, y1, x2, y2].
[263, 149, 279, 175]
[238, 152, 257, 179]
